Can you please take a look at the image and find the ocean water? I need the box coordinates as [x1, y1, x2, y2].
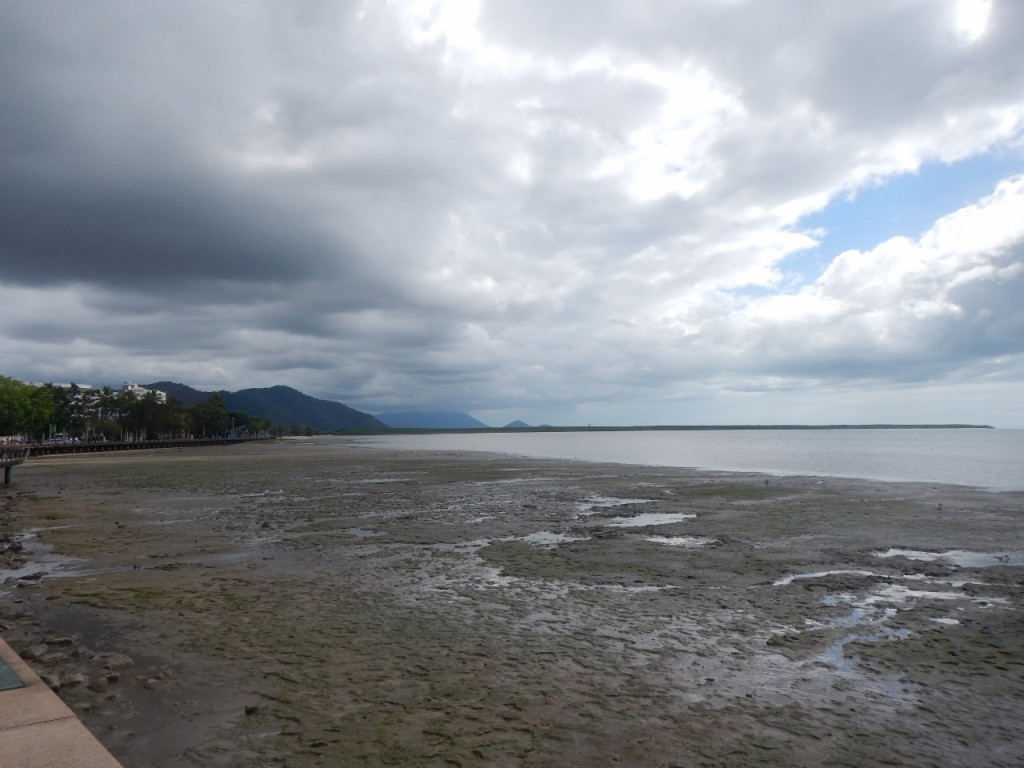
[357, 428, 1024, 491]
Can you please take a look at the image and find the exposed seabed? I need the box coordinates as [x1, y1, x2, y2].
[2, 439, 1022, 767]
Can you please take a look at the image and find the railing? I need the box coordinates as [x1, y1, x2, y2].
[27, 436, 266, 456]
[1, 446, 30, 485]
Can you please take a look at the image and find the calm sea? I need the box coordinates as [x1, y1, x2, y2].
[357, 429, 1024, 491]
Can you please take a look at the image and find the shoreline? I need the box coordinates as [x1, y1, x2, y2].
[352, 431, 1024, 493]
[2, 440, 1023, 766]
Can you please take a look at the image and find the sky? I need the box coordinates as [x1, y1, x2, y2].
[2, 0, 1023, 428]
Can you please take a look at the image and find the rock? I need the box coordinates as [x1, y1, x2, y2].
[39, 651, 68, 666]
[244, 704, 259, 715]
[93, 652, 135, 670]
[39, 673, 60, 691]
[20, 643, 48, 661]
[61, 672, 89, 688]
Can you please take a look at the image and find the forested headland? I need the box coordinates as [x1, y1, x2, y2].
[0, 376, 275, 443]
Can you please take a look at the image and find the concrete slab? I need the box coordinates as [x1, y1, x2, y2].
[0, 638, 123, 768]
[0, 717, 125, 768]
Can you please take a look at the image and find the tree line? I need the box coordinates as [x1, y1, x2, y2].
[0, 377, 278, 443]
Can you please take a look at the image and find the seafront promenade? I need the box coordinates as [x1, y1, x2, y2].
[2, 438, 266, 485]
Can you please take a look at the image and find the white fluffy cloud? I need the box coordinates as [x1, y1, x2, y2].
[735, 176, 1024, 371]
[1, 1, 1023, 425]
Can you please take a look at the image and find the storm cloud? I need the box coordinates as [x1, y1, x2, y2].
[2, 1, 1022, 425]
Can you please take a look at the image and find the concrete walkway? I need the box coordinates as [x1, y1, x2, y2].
[0, 637, 123, 768]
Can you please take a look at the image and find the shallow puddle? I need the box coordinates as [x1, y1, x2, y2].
[644, 535, 716, 547]
[773, 569, 876, 587]
[606, 512, 696, 528]
[518, 531, 588, 546]
[875, 548, 1024, 567]
[2, 553, 85, 583]
[790, 590, 920, 698]
[1, 531, 85, 583]
[819, 625, 917, 697]
[576, 496, 652, 515]
[588, 583, 674, 593]
[865, 583, 1009, 606]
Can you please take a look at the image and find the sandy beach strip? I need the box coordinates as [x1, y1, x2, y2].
[2, 437, 1022, 767]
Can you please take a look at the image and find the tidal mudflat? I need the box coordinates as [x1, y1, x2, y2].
[2, 438, 1022, 767]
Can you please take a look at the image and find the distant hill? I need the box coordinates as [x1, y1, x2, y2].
[227, 386, 384, 432]
[504, 420, 530, 429]
[145, 381, 209, 405]
[376, 411, 490, 429]
[144, 382, 385, 432]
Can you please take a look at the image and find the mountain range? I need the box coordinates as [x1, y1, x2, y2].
[375, 411, 490, 429]
[144, 382, 385, 432]
[143, 382, 503, 433]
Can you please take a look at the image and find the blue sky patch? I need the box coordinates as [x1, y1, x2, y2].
[786, 150, 1024, 285]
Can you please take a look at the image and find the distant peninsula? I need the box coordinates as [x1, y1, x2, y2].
[380, 423, 994, 434]
[553, 424, 996, 431]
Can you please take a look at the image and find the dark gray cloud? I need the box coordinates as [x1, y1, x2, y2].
[2, 1, 1022, 425]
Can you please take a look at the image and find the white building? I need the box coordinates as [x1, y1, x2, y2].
[121, 382, 167, 403]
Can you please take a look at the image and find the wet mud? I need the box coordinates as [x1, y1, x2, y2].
[2, 438, 1022, 767]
